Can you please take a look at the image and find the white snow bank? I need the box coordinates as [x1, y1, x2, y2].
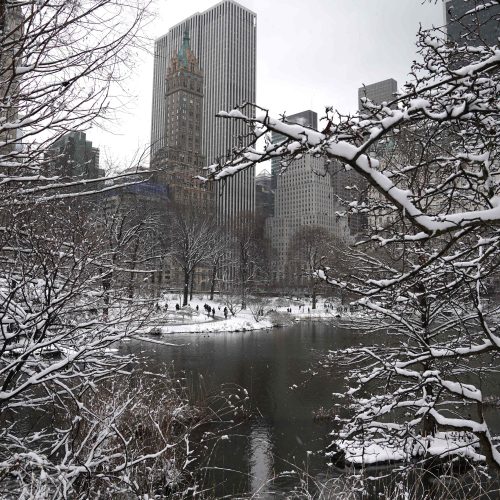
[150, 315, 272, 334]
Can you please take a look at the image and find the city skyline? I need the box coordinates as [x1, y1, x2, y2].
[2, 3, 500, 496]
[84, 0, 444, 168]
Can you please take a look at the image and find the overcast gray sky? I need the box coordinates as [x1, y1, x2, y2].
[89, 0, 445, 169]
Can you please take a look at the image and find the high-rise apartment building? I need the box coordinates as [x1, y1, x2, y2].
[270, 110, 317, 191]
[255, 168, 274, 221]
[151, 0, 256, 226]
[266, 110, 350, 283]
[444, 0, 499, 46]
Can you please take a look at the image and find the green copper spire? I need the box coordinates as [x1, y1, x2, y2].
[177, 28, 191, 69]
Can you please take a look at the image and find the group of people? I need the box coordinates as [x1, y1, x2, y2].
[202, 303, 229, 320]
[336, 304, 358, 314]
[154, 299, 233, 321]
[203, 303, 216, 318]
[288, 306, 311, 313]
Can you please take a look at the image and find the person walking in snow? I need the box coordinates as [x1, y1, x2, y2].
[224, 307, 228, 319]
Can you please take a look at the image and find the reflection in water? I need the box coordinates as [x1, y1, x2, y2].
[119, 322, 500, 497]
[249, 424, 274, 496]
[120, 322, 354, 496]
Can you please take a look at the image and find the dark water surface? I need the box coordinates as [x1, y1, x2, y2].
[120, 321, 364, 497]
[119, 322, 500, 498]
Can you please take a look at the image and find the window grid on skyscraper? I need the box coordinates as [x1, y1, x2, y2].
[151, 0, 256, 227]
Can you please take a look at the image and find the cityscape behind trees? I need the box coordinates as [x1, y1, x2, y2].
[0, 0, 499, 498]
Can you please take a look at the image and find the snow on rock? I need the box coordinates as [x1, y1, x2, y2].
[331, 431, 481, 466]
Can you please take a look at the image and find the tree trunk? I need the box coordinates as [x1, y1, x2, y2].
[210, 263, 218, 300]
[241, 266, 247, 309]
[416, 281, 436, 438]
[241, 285, 247, 309]
[422, 397, 437, 437]
[127, 272, 134, 300]
[102, 271, 112, 318]
[127, 239, 140, 299]
[183, 269, 190, 306]
[189, 268, 195, 301]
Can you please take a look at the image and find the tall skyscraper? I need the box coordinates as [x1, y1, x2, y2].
[151, 0, 256, 226]
[266, 110, 350, 283]
[358, 78, 397, 111]
[330, 78, 398, 237]
[270, 110, 317, 191]
[255, 168, 274, 221]
[444, 0, 499, 46]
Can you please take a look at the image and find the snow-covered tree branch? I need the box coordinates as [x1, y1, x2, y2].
[0, 1, 221, 497]
[208, 1, 500, 471]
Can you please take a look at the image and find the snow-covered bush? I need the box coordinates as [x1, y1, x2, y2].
[268, 310, 294, 328]
[2, 365, 251, 499]
[0, 1, 192, 496]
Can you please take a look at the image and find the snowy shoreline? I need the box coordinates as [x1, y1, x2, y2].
[141, 295, 365, 335]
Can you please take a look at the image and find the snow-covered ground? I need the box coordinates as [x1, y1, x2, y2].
[143, 295, 270, 334]
[142, 295, 367, 335]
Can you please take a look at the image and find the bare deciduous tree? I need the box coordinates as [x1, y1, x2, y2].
[231, 212, 269, 309]
[0, 1, 217, 497]
[287, 225, 336, 309]
[169, 202, 219, 306]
